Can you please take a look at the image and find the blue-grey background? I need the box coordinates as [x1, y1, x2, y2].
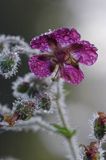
[0, 0, 106, 159]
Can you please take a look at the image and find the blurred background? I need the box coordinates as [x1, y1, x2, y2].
[0, 0, 106, 159]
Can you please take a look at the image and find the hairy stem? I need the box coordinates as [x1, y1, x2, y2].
[0, 117, 57, 134]
[56, 80, 80, 160]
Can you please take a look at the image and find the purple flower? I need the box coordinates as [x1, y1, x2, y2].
[28, 27, 98, 85]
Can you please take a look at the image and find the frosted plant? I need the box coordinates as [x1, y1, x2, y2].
[0, 27, 105, 160]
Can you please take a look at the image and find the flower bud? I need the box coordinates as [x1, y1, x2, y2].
[0, 51, 20, 78]
[94, 112, 106, 140]
[17, 82, 30, 93]
[81, 142, 100, 160]
[13, 99, 35, 121]
[36, 93, 51, 111]
[12, 73, 49, 98]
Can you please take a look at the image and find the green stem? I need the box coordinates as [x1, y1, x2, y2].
[56, 80, 79, 160]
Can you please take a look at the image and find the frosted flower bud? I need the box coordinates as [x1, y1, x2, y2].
[94, 112, 106, 140]
[0, 51, 20, 78]
[35, 93, 51, 111]
[12, 73, 49, 98]
[81, 142, 101, 160]
[17, 82, 30, 93]
[13, 99, 35, 121]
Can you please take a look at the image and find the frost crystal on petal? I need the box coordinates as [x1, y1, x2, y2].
[28, 55, 55, 78]
[60, 65, 84, 85]
[51, 28, 81, 47]
[30, 34, 50, 52]
[71, 41, 98, 66]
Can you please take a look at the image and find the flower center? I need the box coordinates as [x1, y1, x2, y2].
[54, 50, 68, 63]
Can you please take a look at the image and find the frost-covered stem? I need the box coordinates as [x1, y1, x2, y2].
[0, 35, 40, 55]
[98, 140, 104, 160]
[0, 36, 28, 48]
[15, 47, 40, 55]
[0, 117, 57, 133]
[34, 117, 57, 133]
[56, 80, 80, 160]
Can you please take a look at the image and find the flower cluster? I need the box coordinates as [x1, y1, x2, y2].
[0, 72, 55, 129]
[0, 73, 55, 128]
[0, 98, 37, 127]
[28, 27, 98, 84]
[12, 73, 56, 112]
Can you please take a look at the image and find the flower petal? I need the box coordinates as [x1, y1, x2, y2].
[52, 28, 81, 47]
[60, 65, 84, 85]
[30, 34, 50, 52]
[71, 41, 98, 65]
[30, 28, 81, 51]
[28, 55, 55, 78]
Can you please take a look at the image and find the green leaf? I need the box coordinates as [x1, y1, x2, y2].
[53, 124, 76, 139]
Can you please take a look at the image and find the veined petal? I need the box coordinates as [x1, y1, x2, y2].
[60, 65, 84, 85]
[30, 28, 81, 51]
[71, 41, 98, 65]
[28, 55, 55, 78]
[52, 28, 81, 47]
[30, 34, 51, 52]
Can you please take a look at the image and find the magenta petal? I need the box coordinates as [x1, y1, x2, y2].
[28, 55, 55, 78]
[30, 28, 81, 51]
[52, 28, 81, 46]
[71, 41, 98, 65]
[70, 28, 81, 40]
[30, 34, 50, 52]
[60, 65, 84, 85]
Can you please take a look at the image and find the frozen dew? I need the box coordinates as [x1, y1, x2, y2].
[0, 50, 20, 78]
